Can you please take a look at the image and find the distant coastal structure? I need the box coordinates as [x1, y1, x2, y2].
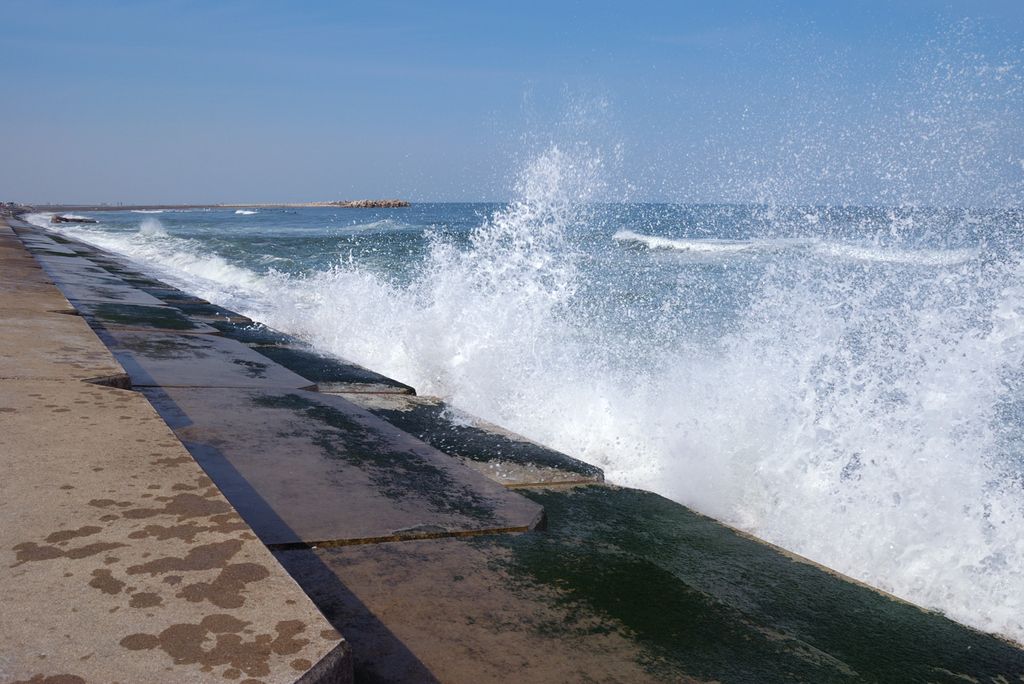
[222, 200, 413, 209]
[50, 214, 98, 223]
[323, 200, 411, 208]
[20, 201, 414, 212]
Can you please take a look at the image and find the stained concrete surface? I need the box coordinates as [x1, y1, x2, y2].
[0, 381, 349, 684]
[0, 307, 129, 386]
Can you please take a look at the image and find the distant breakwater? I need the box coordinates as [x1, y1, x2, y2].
[17, 200, 411, 212]
[322, 200, 411, 208]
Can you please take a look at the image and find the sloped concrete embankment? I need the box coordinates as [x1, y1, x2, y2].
[8, 212, 1024, 683]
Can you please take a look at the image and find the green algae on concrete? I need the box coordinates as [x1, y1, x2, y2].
[495, 485, 1024, 683]
[278, 485, 1024, 683]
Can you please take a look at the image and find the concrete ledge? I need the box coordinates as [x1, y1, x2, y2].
[141, 387, 546, 546]
[341, 393, 605, 487]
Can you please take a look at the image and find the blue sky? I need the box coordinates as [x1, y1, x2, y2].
[2, 1, 1023, 205]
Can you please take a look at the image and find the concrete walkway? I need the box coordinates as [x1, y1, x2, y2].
[0, 215, 351, 684]
[6, 211, 1024, 683]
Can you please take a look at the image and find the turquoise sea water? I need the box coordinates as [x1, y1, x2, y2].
[29, 158, 1024, 643]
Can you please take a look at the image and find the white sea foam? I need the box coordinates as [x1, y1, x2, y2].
[614, 230, 977, 267]
[614, 230, 757, 253]
[24, 212, 267, 308]
[131, 209, 164, 214]
[814, 241, 978, 266]
[235, 210, 257, 215]
[138, 217, 168, 238]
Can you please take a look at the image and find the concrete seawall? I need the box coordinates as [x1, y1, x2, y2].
[4, 210, 1024, 683]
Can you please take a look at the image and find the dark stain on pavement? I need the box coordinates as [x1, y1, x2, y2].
[120, 615, 309, 679]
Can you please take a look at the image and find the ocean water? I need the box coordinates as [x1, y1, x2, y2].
[28, 155, 1024, 644]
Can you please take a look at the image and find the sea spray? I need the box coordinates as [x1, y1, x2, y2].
[138, 217, 168, 238]
[261, 147, 590, 410]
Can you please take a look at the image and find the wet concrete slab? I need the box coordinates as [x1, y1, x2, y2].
[54, 275, 171, 305]
[33, 253, 119, 276]
[0, 379, 351, 684]
[68, 286, 174, 307]
[341, 393, 604, 487]
[140, 387, 546, 546]
[10, 235, 78, 256]
[29, 269, 164, 305]
[75, 301, 221, 334]
[96, 328, 319, 389]
[201, 320, 417, 395]
[243, 344, 416, 396]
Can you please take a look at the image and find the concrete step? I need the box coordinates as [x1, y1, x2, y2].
[341, 393, 604, 487]
[95, 328, 318, 390]
[141, 387, 546, 547]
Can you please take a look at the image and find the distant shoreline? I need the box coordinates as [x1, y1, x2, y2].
[15, 200, 411, 212]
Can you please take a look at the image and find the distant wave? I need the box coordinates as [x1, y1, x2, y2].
[815, 242, 977, 267]
[131, 210, 164, 214]
[613, 230, 757, 253]
[235, 210, 257, 215]
[614, 230, 976, 267]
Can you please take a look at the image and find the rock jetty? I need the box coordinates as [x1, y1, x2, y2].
[325, 199, 411, 208]
[51, 214, 99, 223]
